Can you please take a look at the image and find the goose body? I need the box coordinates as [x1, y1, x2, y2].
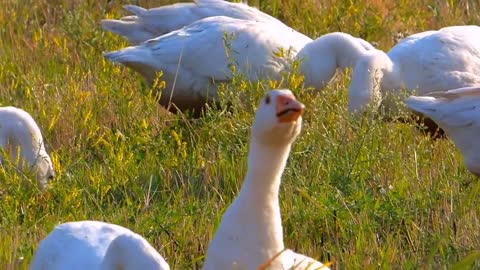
[101, 0, 284, 45]
[104, 16, 312, 114]
[202, 89, 329, 270]
[104, 15, 375, 115]
[348, 25, 480, 114]
[29, 221, 170, 270]
[406, 86, 480, 176]
[0, 106, 54, 189]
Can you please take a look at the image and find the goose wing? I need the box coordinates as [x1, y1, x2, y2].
[406, 86, 480, 127]
[387, 26, 480, 93]
[102, 0, 283, 44]
[104, 16, 311, 84]
[29, 221, 131, 270]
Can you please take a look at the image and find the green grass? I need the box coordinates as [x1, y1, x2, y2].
[0, 0, 479, 269]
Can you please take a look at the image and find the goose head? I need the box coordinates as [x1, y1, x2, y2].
[34, 151, 55, 189]
[252, 89, 304, 146]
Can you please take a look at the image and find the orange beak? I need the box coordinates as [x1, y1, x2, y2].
[276, 95, 304, 123]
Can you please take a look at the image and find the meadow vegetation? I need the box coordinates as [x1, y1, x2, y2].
[0, 0, 479, 269]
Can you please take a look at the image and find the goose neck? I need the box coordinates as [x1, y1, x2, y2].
[299, 33, 371, 89]
[329, 34, 371, 69]
[238, 139, 292, 207]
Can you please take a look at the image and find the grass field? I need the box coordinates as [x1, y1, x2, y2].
[0, 0, 479, 269]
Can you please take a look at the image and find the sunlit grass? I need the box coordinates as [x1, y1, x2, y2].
[0, 0, 479, 269]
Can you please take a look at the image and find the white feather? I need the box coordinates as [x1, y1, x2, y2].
[0, 106, 54, 189]
[103, 16, 375, 114]
[101, 0, 283, 45]
[203, 89, 329, 270]
[103, 16, 313, 113]
[29, 221, 170, 270]
[348, 25, 480, 114]
[406, 86, 480, 175]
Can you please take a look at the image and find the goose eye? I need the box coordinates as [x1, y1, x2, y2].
[265, 95, 271, 105]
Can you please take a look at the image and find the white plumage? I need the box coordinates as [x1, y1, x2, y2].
[348, 25, 480, 115]
[406, 86, 480, 176]
[103, 16, 312, 114]
[103, 15, 375, 115]
[202, 89, 329, 270]
[0, 106, 55, 189]
[101, 0, 284, 45]
[29, 220, 170, 270]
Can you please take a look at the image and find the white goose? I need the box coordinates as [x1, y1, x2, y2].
[348, 25, 480, 115]
[101, 0, 284, 45]
[0, 106, 55, 189]
[202, 89, 329, 270]
[29, 220, 170, 270]
[103, 16, 374, 115]
[406, 86, 480, 176]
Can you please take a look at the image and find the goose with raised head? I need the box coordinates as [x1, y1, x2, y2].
[202, 89, 329, 270]
[0, 106, 55, 189]
[406, 86, 480, 176]
[29, 221, 170, 270]
[103, 15, 374, 115]
[348, 25, 480, 115]
[101, 0, 284, 45]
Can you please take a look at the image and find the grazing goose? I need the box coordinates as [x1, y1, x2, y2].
[202, 89, 330, 270]
[29, 221, 170, 270]
[104, 16, 312, 115]
[101, 0, 284, 45]
[348, 25, 480, 115]
[0, 106, 55, 189]
[406, 86, 480, 176]
[104, 16, 374, 115]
